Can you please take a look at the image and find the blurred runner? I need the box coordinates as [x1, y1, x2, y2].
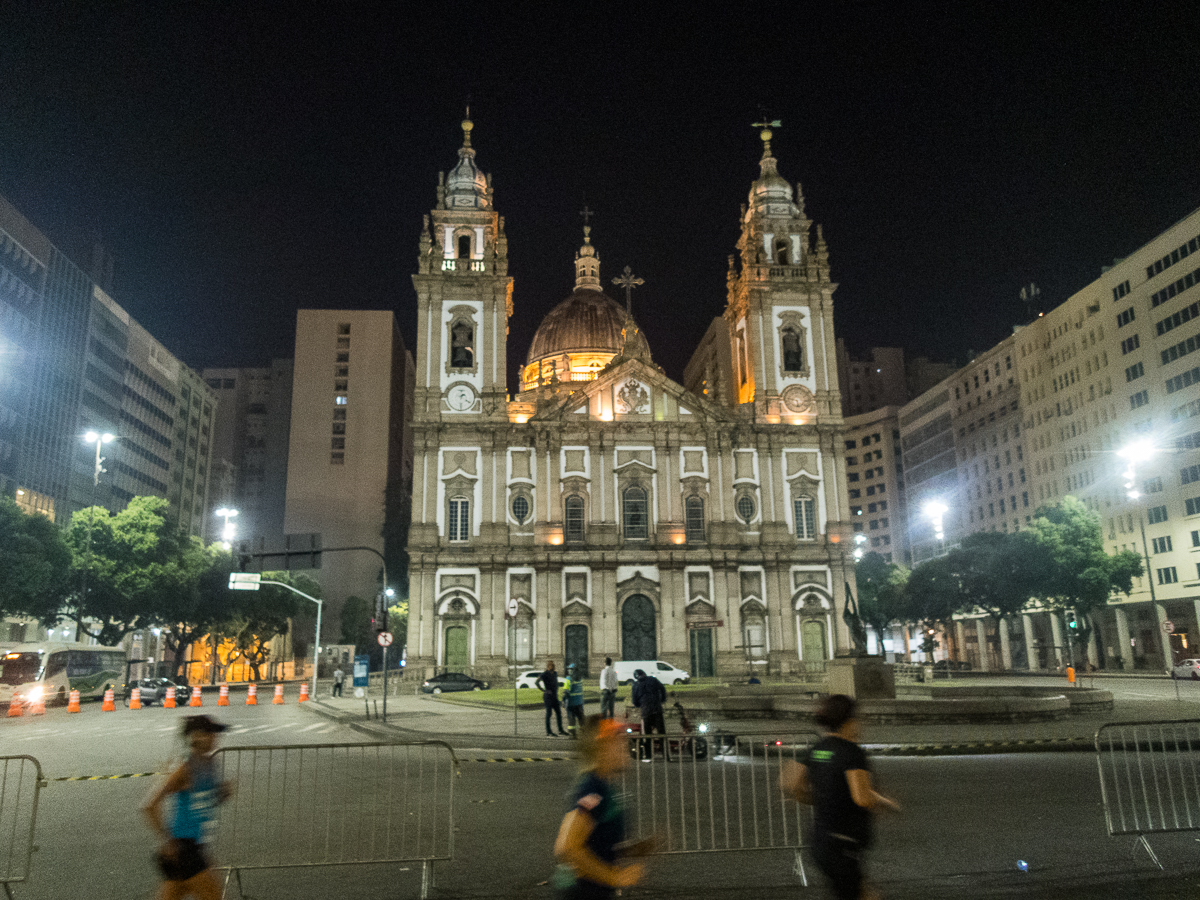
[143, 715, 234, 899]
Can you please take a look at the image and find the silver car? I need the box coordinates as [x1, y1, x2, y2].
[1171, 659, 1200, 680]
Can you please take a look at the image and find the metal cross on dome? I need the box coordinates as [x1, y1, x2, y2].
[612, 266, 644, 315]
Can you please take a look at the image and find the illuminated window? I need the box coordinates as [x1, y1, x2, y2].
[448, 498, 470, 542]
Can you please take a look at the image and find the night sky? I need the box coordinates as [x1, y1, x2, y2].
[3, 3, 1200, 391]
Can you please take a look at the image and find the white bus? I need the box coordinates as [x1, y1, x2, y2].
[0, 643, 127, 707]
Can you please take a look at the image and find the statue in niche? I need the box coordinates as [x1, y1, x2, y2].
[450, 321, 474, 368]
[781, 327, 803, 372]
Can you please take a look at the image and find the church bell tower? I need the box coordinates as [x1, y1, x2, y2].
[412, 114, 514, 422]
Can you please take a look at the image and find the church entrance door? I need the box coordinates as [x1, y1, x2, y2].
[801, 620, 827, 666]
[445, 625, 469, 669]
[622, 595, 656, 660]
[565, 625, 589, 677]
[689, 628, 714, 678]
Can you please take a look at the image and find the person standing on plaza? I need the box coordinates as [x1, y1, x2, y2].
[551, 716, 649, 899]
[332, 666, 345, 697]
[537, 660, 568, 736]
[563, 663, 586, 736]
[144, 715, 234, 900]
[630, 669, 666, 758]
[599, 657, 618, 719]
[780, 694, 900, 900]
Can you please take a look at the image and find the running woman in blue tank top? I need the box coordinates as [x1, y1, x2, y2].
[144, 715, 233, 899]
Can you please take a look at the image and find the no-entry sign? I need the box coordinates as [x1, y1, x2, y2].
[377, 631, 394, 647]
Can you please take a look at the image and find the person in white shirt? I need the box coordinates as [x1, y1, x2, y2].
[599, 657, 618, 719]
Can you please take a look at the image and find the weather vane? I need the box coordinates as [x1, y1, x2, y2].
[612, 266, 644, 315]
[752, 116, 782, 153]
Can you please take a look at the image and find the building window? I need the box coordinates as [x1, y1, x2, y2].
[1157, 567, 1179, 585]
[622, 486, 648, 540]
[1125, 362, 1144, 382]
[336, 351, 350, 363]
[565, 494, 586, 543]
[330, 452, 344, 465]
[1117, 308, 1135, 328]
[1130, 390, 1149, 410]
[685, 496, 705, 542]
[1121, 335, 1140, 355]
[781, 327, 803, 372]
[511, 494, 530, 524]
[1151, 536, 1173, 553]
[448, 497, 470, 542]
[336, 395, 348, 406]
[457, 234, 471, 259]
[735, 493, 756, 523]
[1186, 496, 1200, 516]
[794, 497, 816, 540]
[450, 321, 474, 368]
[338, 323, 351, 335]
[331, 437, 345, 450]
[1147, 505, 1169, 525]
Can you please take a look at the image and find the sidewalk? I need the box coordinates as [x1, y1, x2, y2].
[302, 674, 1200, 754]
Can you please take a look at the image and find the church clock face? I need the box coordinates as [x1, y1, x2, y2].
[447, 384, 475, 412]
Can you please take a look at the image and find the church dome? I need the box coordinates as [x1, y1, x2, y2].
[526, 289, 629, 362]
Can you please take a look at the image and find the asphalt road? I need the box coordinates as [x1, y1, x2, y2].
[5, 696, 1200, 899]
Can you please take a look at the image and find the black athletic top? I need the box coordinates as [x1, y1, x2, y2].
[804, 735, 872, 846]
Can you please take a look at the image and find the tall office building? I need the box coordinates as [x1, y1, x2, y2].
[843, 406, 909, 565]
[284, 311, 413, 628]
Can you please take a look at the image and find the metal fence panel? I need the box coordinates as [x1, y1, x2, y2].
[0, 755, 45, 891]
[619, 730, 819, 864]
[1096, 720, 1200, 837]
[211, 741, 458, 895]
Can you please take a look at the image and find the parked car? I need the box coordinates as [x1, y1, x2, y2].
[421, 672, 489, 694]
[613, 660, 690, 686]
[134, 677, 192, 705]
[515, 669, 543, 690]
[1172, 659, 1200, 680]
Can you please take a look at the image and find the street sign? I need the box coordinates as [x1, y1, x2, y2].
[377, 631, 394, 647]
[1163, 620, 1175, 634]
[686, 619, 724, 630]
[229, 573, 262, 591]
[506, 598, 519, 618]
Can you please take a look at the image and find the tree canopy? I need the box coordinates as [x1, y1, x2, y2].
[0, 497, 71, 622]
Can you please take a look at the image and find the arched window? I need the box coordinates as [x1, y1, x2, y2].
[457, 234, 471, 259]
[781, 327, 803, 372]
[450, 321, 474, 368]
[794, 496, 816, 540]
[564, 495, 585, 543]
[448, 497, 470, 542]
[622, 486, 648, 540]
[684, 496, 705, 543]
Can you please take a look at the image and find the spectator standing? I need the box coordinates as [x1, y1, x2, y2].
[599, 658, 618, 719]
[551, 717, 648, 899]
[631, 669, 666, 758]
[332, 666, 345, 697]
[563, 663, 586, 736]
[780, 694, 900, 900]
[537, 660, 568, 737]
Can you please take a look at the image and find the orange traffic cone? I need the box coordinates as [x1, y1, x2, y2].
[129, 687, 142, 710]
[218, 684, 229, 707]
[164, 686, 176, 708]
[67, 690, 81, 713]
[189, 686, 203, 707]
[298, 682, 310, 702]
[273, 684, 284, 705]
[27, 692, 45, 715]
[246, 684, 257, 705]
[102, 688, 116, 711]
[7, 698, 22, 718]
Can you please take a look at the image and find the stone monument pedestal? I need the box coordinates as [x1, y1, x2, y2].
[827, 656, 896, 700]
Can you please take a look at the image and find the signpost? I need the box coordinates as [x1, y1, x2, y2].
[507, 599, 519, 736]
[378, 631, 393, 723]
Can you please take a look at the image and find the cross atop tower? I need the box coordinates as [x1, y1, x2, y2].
[752, 117, 781, 155]
[612, 265, 644, 315]
[580, 204, 594, 227]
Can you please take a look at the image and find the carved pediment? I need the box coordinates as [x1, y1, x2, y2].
[684, 597, 717, 618]
[562, 599, 593, 618]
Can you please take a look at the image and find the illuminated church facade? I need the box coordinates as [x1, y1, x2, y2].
[405, 117, 856, 680]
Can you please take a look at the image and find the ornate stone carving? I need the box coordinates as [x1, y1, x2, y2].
[781, 384, 816, 416]
[615, 378, 650, 414]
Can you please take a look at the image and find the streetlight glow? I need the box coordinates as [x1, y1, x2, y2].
[214, 507, 239, 549]
[923, 500, 948, 543]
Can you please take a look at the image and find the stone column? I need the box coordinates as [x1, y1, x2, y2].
[974, 618, 990, 671]
[1154, 603, 1174, 673]
[1114, 606, 1134, 671]
[1048, 612, 1064, 670]
[998, 617, 1013, 671]
[1086, 615, 1100, 669]
[955, 621, 967, 666]
[1022, 614, 1037, 671]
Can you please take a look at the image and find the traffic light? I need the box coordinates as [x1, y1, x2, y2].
[1067, 611, 1078, 630]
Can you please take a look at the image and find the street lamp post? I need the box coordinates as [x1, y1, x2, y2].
[214, 507, 239, 550]
[1118, 440, 1160, 669]
[80, 432, 115, 621]
[923, 500, 948, 556]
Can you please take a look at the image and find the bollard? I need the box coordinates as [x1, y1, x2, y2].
[164, 686, 176, 709]
[102, 688, 116, 712]
[299, 682, 310, 702]
[273, 684, 284, 705]
[218, 684, 230, 707]
[68, 689, 82, 713]
[246, 683, 257, 706]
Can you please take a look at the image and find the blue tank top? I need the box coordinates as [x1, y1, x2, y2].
[171, 756, 219, 842]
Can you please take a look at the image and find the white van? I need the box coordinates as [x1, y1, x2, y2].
[614, 660, 689, 686]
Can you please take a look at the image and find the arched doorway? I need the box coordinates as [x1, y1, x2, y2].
[622, 594, 657, 660]
[565, 624, 589, 676]
[445, 625, 469, 669]
[801, 620, 827, 665]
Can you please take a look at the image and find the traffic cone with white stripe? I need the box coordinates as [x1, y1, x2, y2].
[129, 687, 142, 710]
[246, 683, 257, 705]
[102, 688, 115, 711]
[68, 690, 81, 713]
[189, 686, 203, 707]
[164, 686, 176, 708]
[6, 698, 22, 718]
[298, 682, 309, 702]
[218, 683, 229, 706]
[272, 684, 284, 705]
[27, 692, 45, 716]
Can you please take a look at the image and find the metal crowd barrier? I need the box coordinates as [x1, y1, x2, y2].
[211, 741, 459, 899]
[1095, 719, 1200, 868]
[0, 755, 46, 900]
[620, 730, 820, 883]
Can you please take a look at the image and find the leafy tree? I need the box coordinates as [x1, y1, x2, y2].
[222, 570, 308, 681]
[946, 531, 1038, 666]
[160, 543, 237, 681]
[65, 496, 193, 645]
[0, 497, 71, 622]
[902, 555, 968, 660]
[340, 595, 372, 646]
[854, 553, 910, 649]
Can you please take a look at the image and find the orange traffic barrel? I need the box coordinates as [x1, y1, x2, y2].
[6, 698, 22, 718]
